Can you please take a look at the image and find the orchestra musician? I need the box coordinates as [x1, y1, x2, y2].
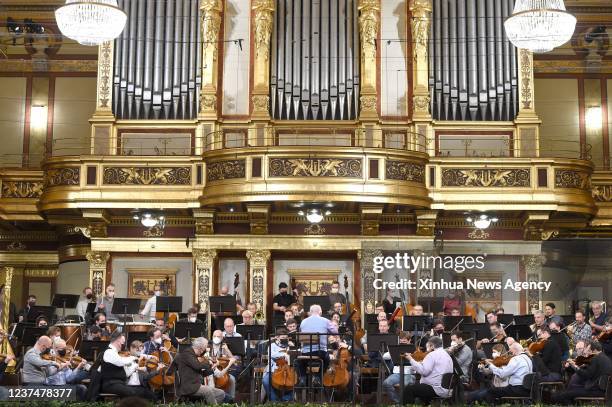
[328, 280, 347, 305]
[297, 304, 338, 387]
[531, 327, 562, 382]
[563, 339, 588, 383]
[290, 303, 304, 320]
[450, 308, 462, 316]
[411, 304, 424, 316]
[382, 329, 416, 403]
[142, 327, 169, 355]
[44, 339, 89, 400]
[173, 337, 226, 404]
[0, 330, 15, 400]
[544, 303, 563, 326]
[548, 320, 570, 361]
[443, 290, 462, 316]
[473, 342, 533, 403]
[382, 288, 396, 314]
[22, 336, 67, 385]
[590, 302, 608, 335]
[531, 310, 548, 340]
[124, 340, 162, 400]
[88, 313, 111, 340]
[448, 331, 473, 384]
[99, 331, 156, 400]
[364, 319, 392, 370]
[553, 341, 612, 405]
[599, 318, 612, 360]
[486, 311, 499, 325]
[18, 294, 36, 323]
[571, 310, 592, 344]
[283, 310, 294, 325]
[179, 307, 204, 324]
[154, 318, 179, 348]
[47, 326, 62, 345]
[77, 287, 94, 322]
[95, 283, 117, 320]
[272, 283, 297, 318]
[403, 336, 454, 404]
[286, 319, 298, 335]
[210, 330, 237, 399]
[139, 284, 162, 322]
[261, 328, 294, 402]
[36, 316, 49, 328]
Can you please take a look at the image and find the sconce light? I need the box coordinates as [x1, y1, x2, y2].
[585, 106, 602, 130]
[30, 105, 48, 130]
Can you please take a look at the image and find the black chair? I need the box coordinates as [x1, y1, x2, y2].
[574, 375, 612, 405]
[172, 367, 201, 403]
[431, 372, 460, 405]
[538, 379, 565, 403]
[500, 372, 540, 404]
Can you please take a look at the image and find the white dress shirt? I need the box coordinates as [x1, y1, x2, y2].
[141, 296, 157, 321]
[487, 353, 533, 386]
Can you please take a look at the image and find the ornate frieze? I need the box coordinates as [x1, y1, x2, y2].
[45, 167, 80, 187]
[201, 0, 223, 61]
[358, 0, 380, 60]
[522, 255, 545, 312]
[441, 168, 530, 187]
[360, 95, 377, 114]
[246, 249, 270, 313]
[269, 158, 362, 178]
[103, 167, 191, 185]
[252, 0, 275, 61]
[386, 161, 425, 183]
[86, 251, 109, 299]
[96, 41, 113, 110]
[555, 169, 590, 190]
[520, 49, 533, 111]
[1, 181, 43, 198]
[193, 249, 217, 314]
[593, 185, 612, 202]
[206, 160, 246, 182]
[359, 249, 382, 316]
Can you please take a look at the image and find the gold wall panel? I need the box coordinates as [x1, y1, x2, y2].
[103, 167, 191, 185]
[0, 78, 26, 167]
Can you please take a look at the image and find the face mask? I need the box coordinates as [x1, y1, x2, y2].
[331, 288, 339, 294]
[450, 341, 458, 347]
[492, 351, 500, 358]
[154, 291, 161, 296]
[279, 339, 289, 347]
[154, 338, 162, 345]
[435, 329, 443, 335]
[133, 351, 141, 357]
[99, 322, 106, 329]
[28, 301, 36, 306]
[57, 349, 67, 357]
[188, 317, 196, 323]
[213, 337, 222, 345]
[41, 347, 50, 355]
[86, 294, 93, 300]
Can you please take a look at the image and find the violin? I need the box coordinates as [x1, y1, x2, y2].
[410, 348, 430, 362]
[528, 339, 547, 354]
[271, 356, 297, 391]
[597, 327, 612, 342]
[323, 346, 351, 390]
[573, 354, 595, 367]
[479, 350, 513, 368]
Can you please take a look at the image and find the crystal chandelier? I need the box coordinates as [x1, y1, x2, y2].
[55, 0, 127, 46]
[504, 0, 576, 53]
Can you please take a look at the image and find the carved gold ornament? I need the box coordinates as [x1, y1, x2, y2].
[413, 95, 430, 113]
[143, 226, 164, 237]
[1, 181, 43, 198]
[554, 169, 590, 190]
[252, 0, 275, 61]
[358, 0, 380, 60]
[97, 41, 113, 109]
[269, 158, 362, 178]
[410, 0, 432, 61]
[305, 224, 326, 235]
[103, 167, 191, 185]
[468, 228, 490, 240]
[360, 95, 377, 112]
[200, 94, 217, 111]
[45, 167, 80, 187]
[206, 160, 246, 182]
[592, 185, 612, 202]
[442, 168, 530, 187]
[520, 49, 533, 110]
[86, 251, 110, 268]
[200, 0, 223, 61]
[386, 161, 425, 183]
[252, 95, 270, 112]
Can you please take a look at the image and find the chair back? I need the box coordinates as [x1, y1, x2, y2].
[298, 333, 320, 346]
[602, 375, 612, 402]
[523, 372, 541, 400]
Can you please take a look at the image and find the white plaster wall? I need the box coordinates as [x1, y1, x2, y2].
[222, 0, 251, 116]
[380, 0, 408, 117]
[218, 259, 247, 303]
[56, 261, 90, 315]
[111, 257, 193, 313]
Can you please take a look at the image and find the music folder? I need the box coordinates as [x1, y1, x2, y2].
[514, 315, 535, 326]
[80, 340, 110, 361]
[497, 314, 515, 326]
[27, 306, 56, 323]
[367, 333, 398, 352]
[224, 336, 245, 356]
[22, 327, 47, 347]
[402, 316, 432, 331]
[303, 296, 331, 314]
[156, 296, 183, 314]
[236, 324, 265, 340]
[174, 321, 203, 340]
[111, 298, 141, 316]
[461, 323, 490, 340]
[209, 296, 236, 314]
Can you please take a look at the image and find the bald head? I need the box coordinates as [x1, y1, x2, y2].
[510, 342, 523, 355]
[309, 304, 322, 316]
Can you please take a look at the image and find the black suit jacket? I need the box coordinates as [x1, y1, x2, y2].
[174, 347, 214, 397]
[576, 352, 612, 390]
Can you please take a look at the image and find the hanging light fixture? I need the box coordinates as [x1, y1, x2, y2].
[466, 214, 499, 230]
[504, 0, 576, 53]
[133, 211, 166, 229]
[55, 0, 127, 46]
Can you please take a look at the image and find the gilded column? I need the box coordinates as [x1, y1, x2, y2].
[246, 249, 271, 317]
[358, 248, 382, 322]
[1, 267, 13, 332]
[515, 49, 541, 158]
[358, 0, 380, 121]
[90, 41, 116, 155]
[199, 0, 223, 120]
[86, 251, 110, 300]
[251, 0, 275, 121]
[193, 249, 217, 313]
[522, 255, 544, 313]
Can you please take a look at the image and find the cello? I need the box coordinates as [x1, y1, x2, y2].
[323, 346, 351, 390]
[271, 356, 297, 391]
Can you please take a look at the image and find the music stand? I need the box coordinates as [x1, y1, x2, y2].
[481, 342, 509, 359]
[27, 306, 56, 323]
[236, 324, 265, 341]
[12, 322, 33, 340]
[174, 321, 203, 342]
[498, 314, 515, 326]
[209, 296, 236, 314]
[303, 296, 331, 314]
[367, 333, 398, 352]
[560, 315, 574, 327]
[506, 324, 533, 341]
[443, 315, 473, 330]
[111, 298, 141, 342]
[366, 322, 380, 334]
[402, 316, 432, 332]
[365, 314, 379, 325]
[388, 344, 416, 365]
[514, 315, 535, 326]
[156, 296, 183, 318]
[442, 332, 452, 348]
[419, 297, 444, 315]
[52, 294, 80, 322]
[461, 323, 490, 340]
[225, 336, 245, 356]
[80, 340, 110, 361]
[22, 327, 46, 347]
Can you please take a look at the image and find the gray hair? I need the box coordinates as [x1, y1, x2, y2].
[533, 310, 545, 317]
[192, 337, 208, 350]
[309, 304, 322, 315]
[510, 342, 523, 353]
[427, 336, 443, 349]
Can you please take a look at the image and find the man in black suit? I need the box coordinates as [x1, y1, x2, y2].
[553, 341, 612, 404]
[532, 327, 562, 382]
[173, 337, 225, 404]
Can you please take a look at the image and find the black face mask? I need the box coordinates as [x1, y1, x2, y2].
[434, 329, 444, 335]
[99, 322, 106, 329]
[279, 339, 289, 347]
[330, 342, 339, 350]
[86, 294, 93, 300]
[28, 301, 36, 307]
[57, 349, 67, 357]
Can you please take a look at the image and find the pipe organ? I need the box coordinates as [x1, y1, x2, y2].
[428, 0, 518, 121]
[270, 0, 361, 120]
[112, 0, 202, 120]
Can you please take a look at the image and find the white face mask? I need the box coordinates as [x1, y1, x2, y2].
[188, 317, 196, 323]
[213, 337, 222, 345]
[450, 341, 458, 347]
[154, 338, 162, 345]
[154, 291, 161, 296]
[492, 351, 500, 358]
[331, 288, 339, 294]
